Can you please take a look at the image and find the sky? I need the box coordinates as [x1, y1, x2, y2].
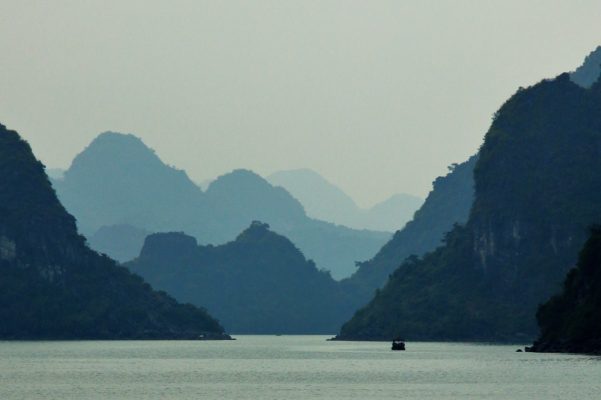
[1, 1, 600, 207]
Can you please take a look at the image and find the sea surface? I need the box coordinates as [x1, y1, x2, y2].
[0, 335, 599, 399]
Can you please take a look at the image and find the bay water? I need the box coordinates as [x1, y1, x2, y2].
[1, 335, 599, 399]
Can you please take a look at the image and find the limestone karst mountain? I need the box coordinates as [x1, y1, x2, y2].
[0, 124, 228, 339]
[267, 168, 422, 232]
[52, 133, 389, 279]
[341, 155, 476, 300]
[127, 222, 357, 333]
[338, 53, 601, 341]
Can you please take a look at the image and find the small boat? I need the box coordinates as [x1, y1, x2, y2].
[391, 338, 406, 351]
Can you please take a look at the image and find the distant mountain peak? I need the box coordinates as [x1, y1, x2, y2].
[68, 131, 160, 171]
[63, 132, 169, 185]
[248, 220, 271, 231]
[208, 169, 270, 190]
[56, 131, 203, 235]
[225, 168, 259, 177]
[87, 131, 153, 154]
[570, 45, 601, 88]
[95, 130, 141, 141]
[236, 221, 278, 242]
[55, 136, 388, 280]
[267, 168, 422, 232]
[205, 169, 307, 223]
[139, 232, 198, 263]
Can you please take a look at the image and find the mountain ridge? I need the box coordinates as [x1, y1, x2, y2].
[337, 64, 601, 341]
[127, 221, 357, 334]
[0, 124, 229, 340]
[53, 134, 389, 279]
[340, 155, 476, 301]
[267, 168, 422, 232]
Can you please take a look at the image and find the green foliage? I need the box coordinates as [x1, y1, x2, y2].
[0, 125, 226, 339]
[531, 226, 601, 354]
[338, 72, 601, 342]
[341, 155, 476, 302]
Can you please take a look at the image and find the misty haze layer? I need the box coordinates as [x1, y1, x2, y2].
[3, 1, 600, 206]
[52, 133, 390, 279]
[268, 169, 422, 232]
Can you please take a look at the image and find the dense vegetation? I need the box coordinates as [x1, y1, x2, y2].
[52, 134, 389, 279]
[268, 169, 423, 232]
[530, 226, 601, 354]
[337, 71, 601, 341]
[0, 124, 227, 339]
[341, 155, 476, 302]
[127, 222, 357, 333]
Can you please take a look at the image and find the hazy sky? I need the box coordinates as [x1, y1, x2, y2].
[1, 1, 600, 207]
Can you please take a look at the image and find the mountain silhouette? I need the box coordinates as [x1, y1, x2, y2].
[268, 168, 422, 232]
[338, 49, 601, 341]
[127, 222, 357, 333]
[53, 134, 389, 279]
[0, 124, 227, 339]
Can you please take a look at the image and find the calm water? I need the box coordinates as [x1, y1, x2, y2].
[0, 336, 599, 399]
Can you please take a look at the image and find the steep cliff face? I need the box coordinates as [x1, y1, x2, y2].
[127, 222, 356, 334]
[0, 124, 227, 339]
[337, 70, 601, 341]
[341, 155, 476, 300]
[469, 74, 601, 303]
[529, 226, 601, 354]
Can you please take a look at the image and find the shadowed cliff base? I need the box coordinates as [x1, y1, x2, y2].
[528, 226, 601, 354]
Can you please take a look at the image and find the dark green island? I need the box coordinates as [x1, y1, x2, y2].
[335, 50, 601, 343]
[528, 226, 601, 354]
[0, 124, 231, 340]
